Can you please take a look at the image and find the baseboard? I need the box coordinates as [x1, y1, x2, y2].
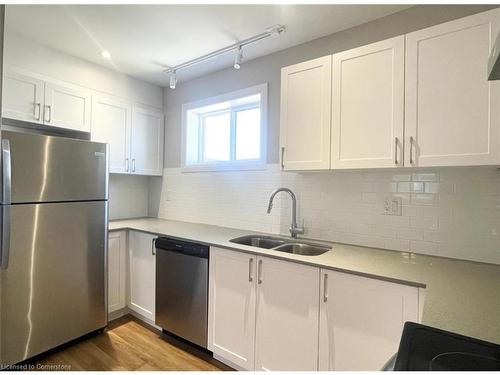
[127, 309, 163, 331]
[213, 353, 245, 371]
[108, 307, 129, 322]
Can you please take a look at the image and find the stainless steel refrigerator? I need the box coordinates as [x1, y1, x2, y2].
[0, 130, 109, 366]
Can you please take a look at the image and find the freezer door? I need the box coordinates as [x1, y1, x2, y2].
[0, 201, 107, 365]
[1, 130, 108, 204]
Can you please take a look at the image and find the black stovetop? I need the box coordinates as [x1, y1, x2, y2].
[394, 322, 500, 371]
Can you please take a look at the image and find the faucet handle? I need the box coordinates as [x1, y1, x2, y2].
[290, 225, 305, 238]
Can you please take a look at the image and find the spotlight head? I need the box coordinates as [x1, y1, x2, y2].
[169, 71, 177, 89]
[233, 46, 243, 70]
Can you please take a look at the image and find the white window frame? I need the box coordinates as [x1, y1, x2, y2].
[181, 83, 268, 172]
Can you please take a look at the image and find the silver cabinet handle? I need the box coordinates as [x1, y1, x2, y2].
[44, 105, 52, 123]
[248, 258, 254, 282]
[281, 147, 285, 170]
[125, 158, 130, 172]
[394, 137, 399, 165]
[323, 273, 328, 303]
[34, 103, 41, 121]
[257, 259, 263, 284]
[1, 139, 11, 270]
[409, 136, 414, 165]
[151, 238, 156, 256]
[132, 158, 136, 173]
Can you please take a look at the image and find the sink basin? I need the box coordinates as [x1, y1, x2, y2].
[230, 235, 331, 256]
[273, 243, 331, 256]
[230, 235, 286, 249]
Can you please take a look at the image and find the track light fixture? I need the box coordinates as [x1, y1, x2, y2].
[233, 46, 243, 70]
[169, 71, 177, 89]
[164, 24, 286, 89]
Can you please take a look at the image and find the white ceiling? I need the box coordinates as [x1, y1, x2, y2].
[5, 4, 411, 87]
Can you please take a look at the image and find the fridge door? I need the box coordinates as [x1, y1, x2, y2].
[1, 130, 108, 204]
[0, 201, 107, 365]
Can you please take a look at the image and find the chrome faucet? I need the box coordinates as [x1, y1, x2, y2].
[266, 187, 304, 238]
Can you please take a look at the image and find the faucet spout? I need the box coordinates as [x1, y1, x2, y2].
[266, 187, 304, 238]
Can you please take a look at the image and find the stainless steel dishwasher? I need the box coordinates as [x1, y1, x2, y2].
[155, 237, 209, 348]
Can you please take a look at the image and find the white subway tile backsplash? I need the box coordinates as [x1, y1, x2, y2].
[155, 165, 500, 265]
[109, 174, 149, 220]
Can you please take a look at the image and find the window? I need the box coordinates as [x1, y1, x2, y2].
[182, 84, 267, 172]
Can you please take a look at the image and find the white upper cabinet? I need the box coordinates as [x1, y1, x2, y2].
[331, 36, 405, 169]
[255, 256, 320, 371]
[2, 66, 91, 132]
[91, 95, 132, 174]
[2, 67, 44, 124]
[44, 81, 91, 132]
[405, 9, 500, 167]
[319, 270, 420, 371]
[208, 247, 257, 370]
[280, 55, 332, 170]
[130, 105, 164, 176]
[128, 230, 156, 322]
[91, 99, 164, 176]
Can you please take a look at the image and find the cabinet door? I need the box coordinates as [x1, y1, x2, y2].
[255, 256, 320, 371]
[128, 230, 156, 322]
[108, 231, 127, 314]
[280, 56, 332, 170]
[405, 9, 500, 167]
[319, 270, 419, 371]
[332, 36, 404, 169]
[208, 247, 257, 370]
[130, 105, 164, 176]
[44, 81, 91, 132]
[2, 67, 44, 124]
[91, 95, 132, 174]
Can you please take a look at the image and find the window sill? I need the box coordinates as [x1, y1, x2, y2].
[181, 161, 267, 173]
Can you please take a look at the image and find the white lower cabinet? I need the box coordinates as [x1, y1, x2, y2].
[319, 270, 420, 371]
[208, 247, 320, 371]
[254, 256, 320, 371]
[208, 247, 257, 370]
[107, 230, 127, 313]
[128, 230, 157, 322]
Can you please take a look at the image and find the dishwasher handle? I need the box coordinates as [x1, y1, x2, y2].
[155, 237, 209, 259]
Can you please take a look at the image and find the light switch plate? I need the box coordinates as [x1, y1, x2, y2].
[383, 196, 402, 216]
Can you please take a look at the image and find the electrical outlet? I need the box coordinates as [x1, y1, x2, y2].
[165, 190, 172, 202]
[383, 197, 402, 216]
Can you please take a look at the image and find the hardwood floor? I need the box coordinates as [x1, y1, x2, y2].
[31, 315, 228, 371]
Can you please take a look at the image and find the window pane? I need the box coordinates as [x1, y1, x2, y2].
[202, 112, 230, 162]
[235, 107, 260, 160]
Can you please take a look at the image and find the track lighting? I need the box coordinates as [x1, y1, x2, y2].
[163, 24, 286, 89]
[169, 71, 177, 89]
[233, 46, 243, 70]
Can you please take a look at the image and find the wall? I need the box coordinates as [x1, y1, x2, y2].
[163, 4, 498, 167]
[155, 166, 500, 265]
[152, 4, 500, 265]
[109, 174, 150, 220]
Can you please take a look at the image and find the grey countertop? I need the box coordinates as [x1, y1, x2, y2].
[109, 217, 500, 345]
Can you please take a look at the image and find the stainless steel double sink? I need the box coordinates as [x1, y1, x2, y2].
[229, 235, 331, 256]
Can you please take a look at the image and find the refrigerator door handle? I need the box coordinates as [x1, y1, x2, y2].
[1, 139, 11, 269]
[1, 205, 11, 270]
[2, 139, 11, 204]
